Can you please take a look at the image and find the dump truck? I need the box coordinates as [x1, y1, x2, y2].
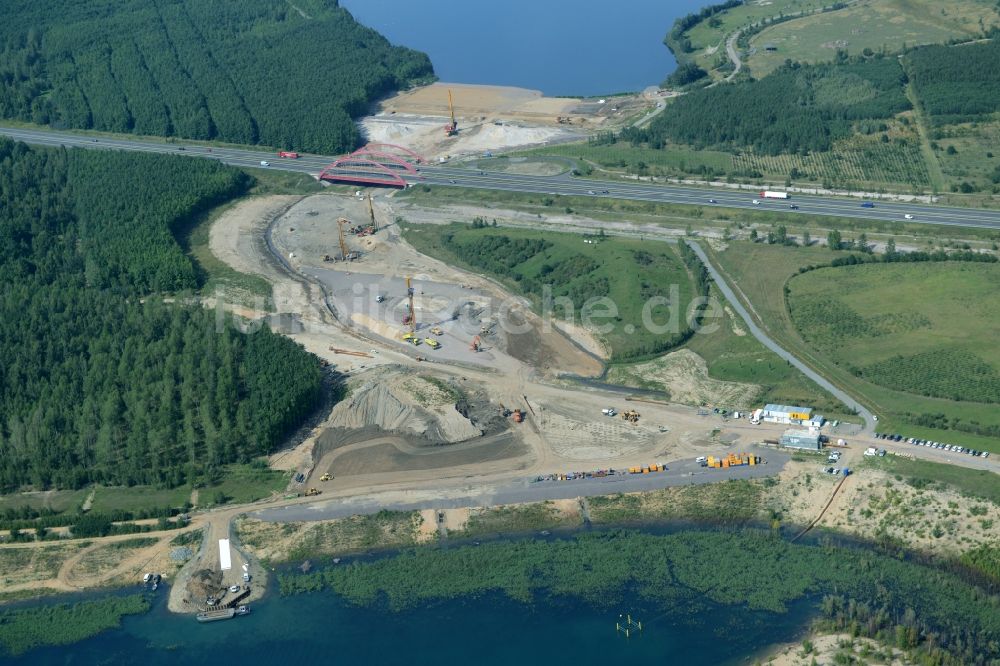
[430, 326, 443, 335]
[305, 488, 321, 496]
[425, 338, 440, 349]
[320, 473, 331, 482]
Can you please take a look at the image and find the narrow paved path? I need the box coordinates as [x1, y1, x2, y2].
[724, 30, 743, 81]
[685, 240, 875, 432]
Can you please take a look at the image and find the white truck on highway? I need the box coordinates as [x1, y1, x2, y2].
[759, 190, 790, 200]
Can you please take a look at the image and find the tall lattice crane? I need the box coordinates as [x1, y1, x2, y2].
[336, 217, 349, 260]
[402, 276, 416, 331]
[367, 195, 378, 233]
[444, 89, 458, 136]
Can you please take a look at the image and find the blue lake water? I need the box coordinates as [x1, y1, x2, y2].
[3, 584, 813, 665]
[340, 0, 708, 96]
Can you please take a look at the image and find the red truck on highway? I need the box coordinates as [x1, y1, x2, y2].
[278, 151, 299, 159]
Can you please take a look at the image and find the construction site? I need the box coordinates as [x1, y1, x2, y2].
[358, 82, 651, 161]
[202, 183, 812, 504]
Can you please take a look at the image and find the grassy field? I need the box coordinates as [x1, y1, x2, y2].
[203, 464, 290, 506]
[526, 141, 734, 178]
[682, 284, 855, 416]
[178, 198, 274, 307]
[400, 222, 697, 361]
[746, 0, 994, 77]
[0, 543, 89, 588]
[713, 241, 1000, 449]
[530, 124, 932, 191]
[932, 120, 1000, 192]
[682, 0, 833, 74]
[454, 502, 580, 538]
[0, 490, 90, 516]
[236, 511, 424, 563]
[87, 486, 191, 516]
[788, 262, 1000, 401]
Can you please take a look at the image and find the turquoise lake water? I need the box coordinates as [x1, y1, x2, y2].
[339, 0, 708, 96]
[2, 584, 813, 665]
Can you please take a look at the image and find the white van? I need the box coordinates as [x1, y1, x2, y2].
[259, 160, 270, 167]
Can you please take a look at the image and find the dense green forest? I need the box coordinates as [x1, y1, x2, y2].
[906, 38, 1000, 124]
[279, 529, 1000, 664]
[0, 139, 324, 491]
[638, 56, 910, 155]
[0, 0, 433, 153]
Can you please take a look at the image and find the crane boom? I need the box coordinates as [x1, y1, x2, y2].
[404, 276, 416, 331]
[337, 217, 349, 260]
[444, 89, 458, 136]
[368, 195, 378, 232]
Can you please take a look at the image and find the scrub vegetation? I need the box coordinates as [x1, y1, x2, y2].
[0, 0, 433, 153]
[278, 529, 1000, 665]
[0, 594, 149, 656]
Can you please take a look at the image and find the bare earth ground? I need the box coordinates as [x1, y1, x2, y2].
[605, 349, 763, 409]
[362, 82, 642, 160]
[765, 633, 910, 666]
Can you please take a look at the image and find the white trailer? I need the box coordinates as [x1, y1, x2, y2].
[760, 191, 790, 199]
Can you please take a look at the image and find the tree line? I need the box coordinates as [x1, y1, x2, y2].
[639, 56, 910, 155]
[906, 38, 1000, 124]
[663, 0, 743, 58]
[0, 0, 433, 153]
[0, 139, 324, 491]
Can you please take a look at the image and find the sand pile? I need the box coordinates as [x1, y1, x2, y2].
[328, 369, 481, 443]
[331, 381, 424, 432]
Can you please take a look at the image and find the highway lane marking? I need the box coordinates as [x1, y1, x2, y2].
[4, 126, 1000, 229]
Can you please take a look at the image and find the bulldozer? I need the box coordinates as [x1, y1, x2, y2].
[305, 488, 321, 497]
[621, 409, 640, 423]
[320, 473, 331, 482]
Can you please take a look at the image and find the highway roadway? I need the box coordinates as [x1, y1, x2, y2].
[3, 124, 1000, 231]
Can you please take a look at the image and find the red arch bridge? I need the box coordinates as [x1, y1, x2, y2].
[318, 143, 426, 188]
